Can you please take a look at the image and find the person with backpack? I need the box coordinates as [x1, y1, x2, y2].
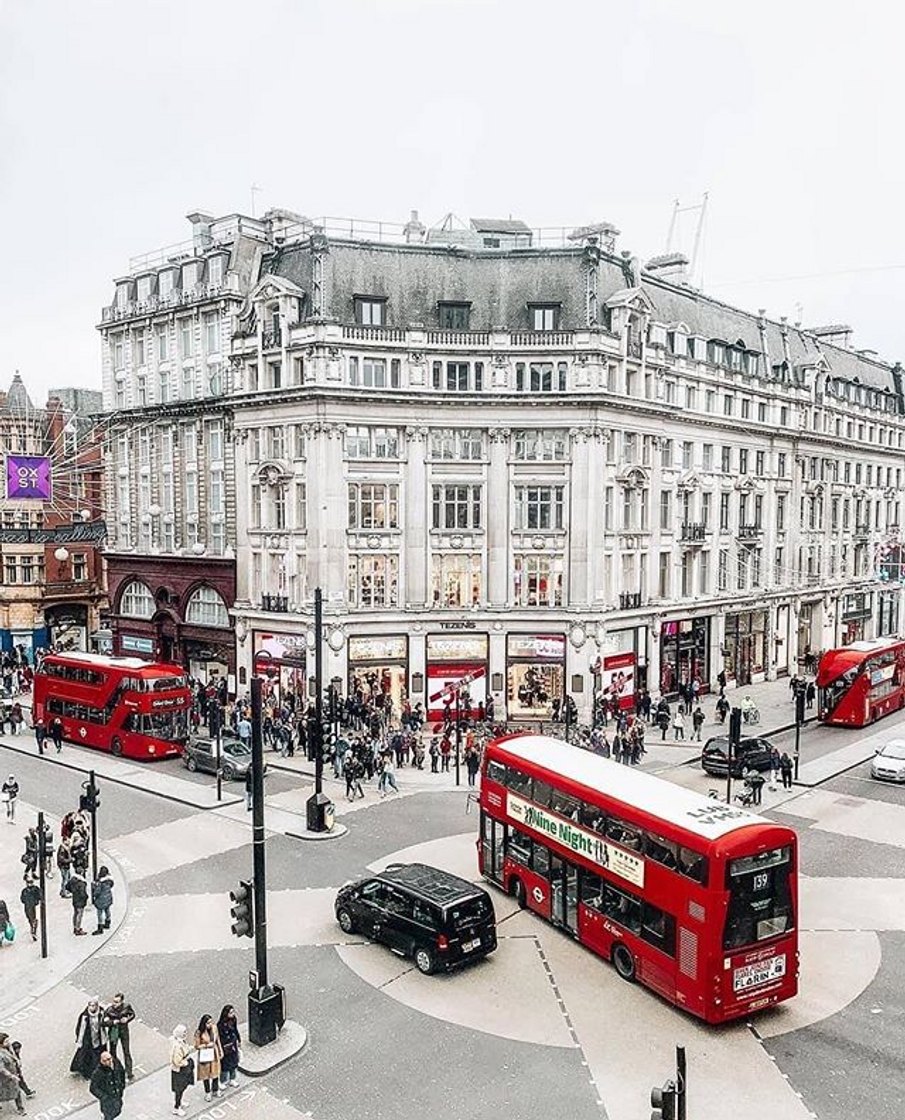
[70, 869, 89, 935]
[691, 705, 705, 742]
[780, 752, 794, 790]
[91, 867, 114, 935]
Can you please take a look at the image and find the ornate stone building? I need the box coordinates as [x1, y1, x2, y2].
[103, 209, 905, 715]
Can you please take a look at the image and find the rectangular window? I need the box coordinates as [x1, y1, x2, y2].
[207, 256, 223, 287]
[658, 552, 670, 599]
[705, 389, 716, 413]
[354, 297, 386, 326]
[741, 398, 751, 419]
[513, 554, 564, 607]
[432, 484, 483, 530]
[604, 487, 613, 532]
[719, 492, 730, 531]
[515, 361, 567, 393]
[348, 554, 399, 608]
[513, 485, 564, 531]
[699, 550, 710, 594]
[429, 429, 484, 460]
[348, 483, 400, 530]
[347, 426, 400, 459]
[179, 320, 193, 358]
[660, 438, 673, 468]
[266, 426, 284, 460]
[431, 553, 482, 607]
[204, 314, 219, 354]
[758, 401, 767, 422]
[295, 481, 307, 530]
[739, 449, 748, 475]
[361, 358, 392, 388]
[721, 446, 731, 473]
[156, 327, 168, 362]
[438, 303, 471, 329]
[529, 304, 560, 331]
[776, 495, 786, 532]
[702, 444, 713, 471]
[659, 490, 672, 531]
[724, 395, 734, 416]
[682, 441, 693, 470]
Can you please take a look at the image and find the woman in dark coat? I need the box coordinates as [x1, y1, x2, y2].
[217, 1005, 242, 1088]
[70, 999, 106, 1079]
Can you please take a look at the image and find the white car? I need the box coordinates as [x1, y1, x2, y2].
[870, 740, 905, 782]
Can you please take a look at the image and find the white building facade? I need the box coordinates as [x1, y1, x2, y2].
[222, 215, 905, 718]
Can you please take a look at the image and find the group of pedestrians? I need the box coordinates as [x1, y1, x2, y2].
[0, 1034, 34, 1115]
[170, 1007, 242, 1116]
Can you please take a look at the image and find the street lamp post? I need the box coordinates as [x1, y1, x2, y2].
[794, 686, 805, 781]
[454, 687, 461, 787]
[37, 810, 48, 960]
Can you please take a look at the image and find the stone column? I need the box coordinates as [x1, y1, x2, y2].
[405, 427, 428, 608]
[568, 428, 591, 609]
[487, 429, 510, 608]
[307, 423, 345, 602]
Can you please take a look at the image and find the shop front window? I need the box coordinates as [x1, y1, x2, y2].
[506, 634, 567, 719]
[724, 610, 766, 685]
[660, 618, 710, 696]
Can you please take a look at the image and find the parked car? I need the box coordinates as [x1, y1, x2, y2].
[335, 862, 497, 975]
[870, 740, 905, 782]
[701, 735, 774, 777]
[183, 733, 262, 780]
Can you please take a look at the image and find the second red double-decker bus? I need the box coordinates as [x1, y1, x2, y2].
[817, 638, 905, 727]
[33, 653, 191, 760]
[479, 733, 798, 1023]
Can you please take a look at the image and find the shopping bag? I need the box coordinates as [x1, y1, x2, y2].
[4, 923, 14, 942]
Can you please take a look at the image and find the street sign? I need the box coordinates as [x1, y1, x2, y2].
[249, 969, 259, 991]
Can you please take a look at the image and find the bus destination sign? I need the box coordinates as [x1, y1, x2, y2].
[507, 793, 644, 888]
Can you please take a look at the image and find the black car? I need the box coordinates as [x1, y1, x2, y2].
[335, 862, 497, 975]
[701, 735, 774, 777]
[183, 733, 259, 780]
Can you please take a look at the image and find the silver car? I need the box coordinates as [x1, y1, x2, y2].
[870, 740, 905, 782]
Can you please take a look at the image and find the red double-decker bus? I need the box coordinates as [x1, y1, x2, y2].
[817, 639, 905, 727]
[33, 653, 191, 760]
[479, 734, 798, 1023]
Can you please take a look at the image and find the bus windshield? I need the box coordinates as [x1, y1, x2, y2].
[723, 846, 794, 950]
[127, 710, 190, 742]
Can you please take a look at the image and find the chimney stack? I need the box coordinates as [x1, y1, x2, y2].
[186, 211, 215, 251]
[404, 209, 426, 244]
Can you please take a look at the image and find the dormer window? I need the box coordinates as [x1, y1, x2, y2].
[438, 302, 471, 330]
[207, 256, 223, 287]
[136, 276, 151, 302]
[159, 270, 174, 297]
[529, 303, 561, 331]
[115, 284, 131, 309]
[182, 261, 199, 291]
[354, 296, 386, 326]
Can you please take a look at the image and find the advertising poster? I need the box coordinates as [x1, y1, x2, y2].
[603, 651, 636, 710]
[6, 455, 52, 500]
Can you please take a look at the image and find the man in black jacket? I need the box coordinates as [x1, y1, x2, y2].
[69, 871, 88, 935]
[102, 995, 135, 1080]
[88, 1051, 125, 1119]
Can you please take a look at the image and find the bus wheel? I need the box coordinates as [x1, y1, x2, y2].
[510, 877, 527, 909]
[612, 943, 636, 982]
[111, 737, 124, 757]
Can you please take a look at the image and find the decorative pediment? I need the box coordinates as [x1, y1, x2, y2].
[677, 470, 701, 492]
[605, 286, 654, 314]
[255, 460, 291, 487]
[734, 476, 761, 493]
[248, 274, 305, 302]
[805, 480, 825, 497]
[616, 465, 649, 489]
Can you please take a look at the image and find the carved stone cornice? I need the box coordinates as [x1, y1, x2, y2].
[489, 428, 511, 444]
[405, 425, 429, 442]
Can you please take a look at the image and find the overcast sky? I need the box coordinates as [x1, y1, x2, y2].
[2, 0, 903, 401]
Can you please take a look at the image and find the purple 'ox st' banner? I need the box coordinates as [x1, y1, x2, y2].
[6, 455, 52, 500]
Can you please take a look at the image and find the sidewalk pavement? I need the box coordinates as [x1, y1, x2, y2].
[0, 800, 126, 1019]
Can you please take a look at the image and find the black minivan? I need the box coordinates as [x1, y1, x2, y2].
[334, 862, 497, 975]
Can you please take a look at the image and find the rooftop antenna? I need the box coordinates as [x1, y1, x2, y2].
[250, 184, 263, 218]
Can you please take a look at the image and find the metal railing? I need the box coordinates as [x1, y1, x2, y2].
[260, 594, 289, 613]
[619, 591, 642, 610]
[681, 522, 707, 541]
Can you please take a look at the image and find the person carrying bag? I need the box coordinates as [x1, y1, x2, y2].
[170, 1025, 194, 1117]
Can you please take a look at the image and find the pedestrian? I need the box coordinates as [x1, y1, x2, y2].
[34, 718, 47, 755]
[22, 828, 38, 876]
[691, 705, 705, 742]
[89, 1050, 126, 1120]
[10, 703, 23, 736]
[102, 994, 135, 1081]
[805, 681, 816, 710]
[71, 999, 107, 1079]
[769, 746, 781, 789]
[747, 770, 765, 806]
[243, 767, 253, 813]
[9, 1042, 34, 1101]
[20, 876, 41, 942]
[237, 715, 251, 747]
[193, 1014, 223, 1102]
[789, 674, 799, 695]
[440, 735, 452, 772]
[170, 1024, 194, 1116]
[611, 735, 622, 764]
[70, 868, 89, 935]
[716, 694, 730, 724]
[0, 1033, 26, 1115]
[717, 669, 727, 692]
[380, 754, 399, 796]
[91, 866, 114, 935]
[216, 1006, 241, 1089]
[428, 737, 439, 773]
[50, 717, 64, 753]
[673, 709, 685, 741]
[2, 775, 18, 823]
[58, 837, 73, 897]
[0, 898, 11, 948]
[780, 752, 794, 790]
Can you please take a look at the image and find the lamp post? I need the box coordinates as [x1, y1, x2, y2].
[454, 687, 461, 788]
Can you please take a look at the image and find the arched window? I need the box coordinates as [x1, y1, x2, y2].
[120, 580, 155, 619]
[185, 585, 229, 628]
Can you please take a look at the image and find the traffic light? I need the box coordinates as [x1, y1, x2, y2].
[80, 782, 100, 814]
[230, 879, 254, 938]
[795, 689, 806, 725]
[728, 706, 742, 749]
[650, 1080, 677, 1120]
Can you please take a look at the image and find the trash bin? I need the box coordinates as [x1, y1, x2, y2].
[306, 791, 334, 833]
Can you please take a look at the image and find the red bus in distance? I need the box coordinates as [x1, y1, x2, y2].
[817, 638, 905, 727]
[33, 653, 191, 760]
[479, 734, 798, 1024]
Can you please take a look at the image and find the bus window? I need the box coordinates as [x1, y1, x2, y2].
[550, 789, 580, 820]
[641, 903, 676, 957]
[532, 843, 550, 876]
[579, 802, 605, 833]
[580, 871, 604, 911]
[603, 883, 641, 934]
[724, 847, 794, 950]
[507, 830, 532, 866]
[532, 779, 553, 808]
[678, 846, 708, 884]
[606, 816, 643, 852]
[507, 769, 532, 799]
[645, 833, 678, 870]
[486, 760, 507, 786]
